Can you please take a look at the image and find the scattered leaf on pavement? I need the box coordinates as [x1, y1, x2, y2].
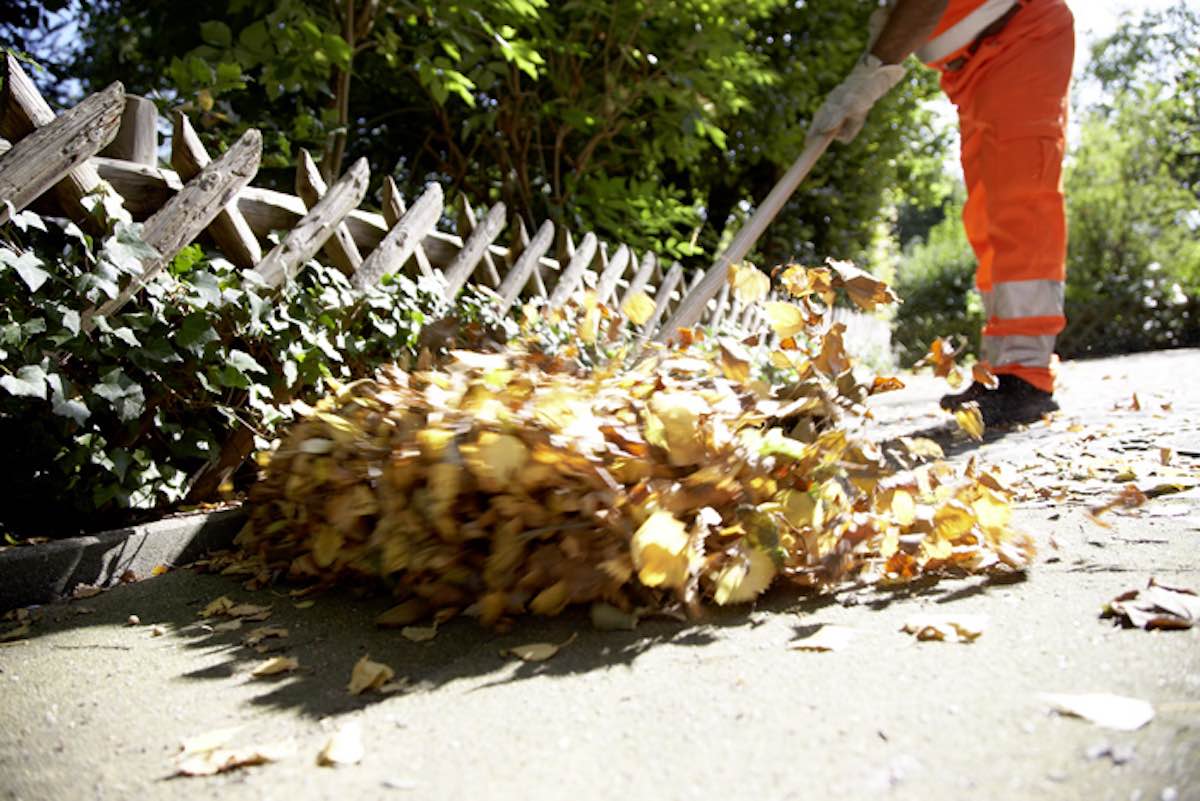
[317, 720, 364, 767]
[901, 614, 987, 643]
[400, 623, 438, 643]
[243, 626, 289, 646]
[590, 603, 639, 631]
[504, 633, 577, 662]
[1089, 484, 1149, 526]
[1040, 693, 1154, 731]
[348, 655, 396, 695]
[200, 596, 236, 617]
[791, 624, 856, 652]
[1103, 579, 1200, 630]
[250, 656, 298, 677]
[175, 727, 288, 776]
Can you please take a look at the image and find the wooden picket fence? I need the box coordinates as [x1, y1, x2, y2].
[0, 57, 754, 342]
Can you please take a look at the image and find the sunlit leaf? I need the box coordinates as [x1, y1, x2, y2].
[764, 302, 806, 339]
[348, 655, 396, 695]
[791, 624, 855, 652]
[827, 258, 898, 311]
[630, 511, 692, 589]
[728, 262, 770, 304]
[901, 614, 987, 643]
[621, 291, 656, 325]
[953, 403, 985, 441]
[318, 720, 364, 766]
[503, 633, 577, 662]
[250, 656, 298, 677]
[1040, 693, 1154, 731]
[712, 546, 776, 605]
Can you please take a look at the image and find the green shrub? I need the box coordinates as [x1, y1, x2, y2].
[0, 205, 477, 539]
[891, 199, 983, 366]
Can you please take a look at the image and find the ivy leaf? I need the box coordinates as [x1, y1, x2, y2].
[177, 312, 220, 352]
[227, 349, 267, 376]
[92, 368, 146, 421]
[111, 327, 142, 348]
[53, 395, 92, 425]
[189, 270, 224, 307]
[0, 365, 48, 399]
[1, 250, 51, 293]
[61, 309, 81, 336]
[103, 225, 158, 275]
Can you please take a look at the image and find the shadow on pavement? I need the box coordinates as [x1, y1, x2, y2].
[4, 561, 1025, 722]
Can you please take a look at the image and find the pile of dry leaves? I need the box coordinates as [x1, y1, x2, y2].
[226, 261, 1033, 628]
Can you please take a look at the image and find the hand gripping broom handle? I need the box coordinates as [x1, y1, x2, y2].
[655, 130, 836, 341]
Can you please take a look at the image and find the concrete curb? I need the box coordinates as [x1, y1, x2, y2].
[0, 506, 245, 611]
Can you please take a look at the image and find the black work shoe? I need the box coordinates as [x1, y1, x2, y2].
[939, 374, 1059, 427]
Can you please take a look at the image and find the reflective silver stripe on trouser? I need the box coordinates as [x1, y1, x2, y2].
[982, 334, 1056, 368]
[916, 0, 1018, 64]
[979, 280, 1063, 368]
[980, 279, 1064, 320]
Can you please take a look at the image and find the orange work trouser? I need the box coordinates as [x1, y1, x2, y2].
[938, 0, 1075, 392]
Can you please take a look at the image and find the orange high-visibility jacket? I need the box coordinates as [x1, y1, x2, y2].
[918, 0, 1074, 392]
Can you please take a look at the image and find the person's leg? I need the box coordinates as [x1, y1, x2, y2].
[937, 0, 1074, 422]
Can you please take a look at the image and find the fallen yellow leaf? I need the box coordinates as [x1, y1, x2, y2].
[250, 656, 298, 677]
[401, 623, 438, 642]
[901, 614, 987, 643]
[348, 655, 396, 695]
[503, 633, 577, 662]
[790, 624, 856, 652]
[318, 720, 364, 766]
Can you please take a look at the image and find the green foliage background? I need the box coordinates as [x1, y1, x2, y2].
[7, 0, 944, 269]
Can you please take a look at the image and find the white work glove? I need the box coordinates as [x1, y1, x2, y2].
[807, 53, 906, 145]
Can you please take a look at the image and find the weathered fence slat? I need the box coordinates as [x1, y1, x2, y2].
[381, 176, 435, 279]
[548, 232, 599, 307]
[442, 202, 507, 300]
[457, 194, 502, 287]
[644, 262, 684, 336]
[295, 148, 362, 276]
[0, 82, 125, 226]
[353, 182, 443, 290]
[515, 217, 550, 297]
[708, 282, 731, 328]
[171, 110, 262, 269]
[83, 128, 263, 329]
[101, 94, 157, 165]
[497, 219, 555, 313]
[0, 55, 106, 227]
[89, 157, 532, 275]
[255, 157, 369, 287]
[595, 243, 631, 304]
[620, 251, 657, 309]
